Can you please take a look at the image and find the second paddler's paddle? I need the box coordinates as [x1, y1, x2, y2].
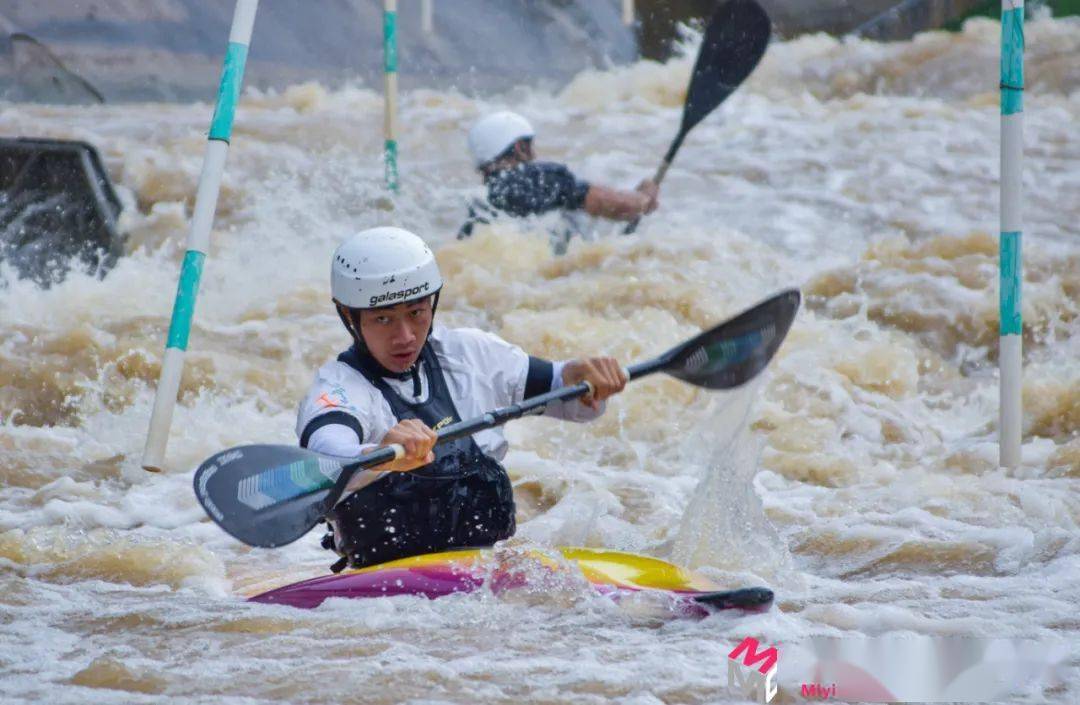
[194, 288, 801, 548]
[625, 0, 772, 235]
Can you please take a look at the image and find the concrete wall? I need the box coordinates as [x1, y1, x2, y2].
[0, 0, 636, 102]
[0, 0, 996, 104]
[743, 0, 987, 39]
[638, 0, 991, 58]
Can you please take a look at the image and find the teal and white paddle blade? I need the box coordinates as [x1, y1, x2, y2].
[194, 445, 344, 547]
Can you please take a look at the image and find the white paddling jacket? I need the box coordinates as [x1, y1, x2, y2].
[296, 325, 604, 479]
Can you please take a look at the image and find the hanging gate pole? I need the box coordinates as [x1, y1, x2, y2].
[142, 0, 259, 472]
[384, 0, 399, 191]
[999, 0, 1024, 468]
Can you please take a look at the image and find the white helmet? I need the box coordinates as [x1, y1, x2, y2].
[467, 111, 534, 168]
[331, 227, 442, 309]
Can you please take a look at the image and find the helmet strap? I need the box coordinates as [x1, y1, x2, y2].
[335, 304, 364, 348]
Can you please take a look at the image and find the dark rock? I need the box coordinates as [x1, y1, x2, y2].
[0, 138, 124, 287]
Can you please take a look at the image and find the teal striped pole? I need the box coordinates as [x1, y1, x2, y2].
[142, 0, 259, 472]
[384, 0, 399, 191]
[999, 0, 1023, 468]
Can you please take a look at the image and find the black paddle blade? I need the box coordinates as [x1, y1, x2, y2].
[693, 586, 774, 611]
[672, 0, 772, 158]
[193, 445, 343, 548]
[635, 288, 800, 389]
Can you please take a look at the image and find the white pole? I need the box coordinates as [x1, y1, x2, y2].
[623, 0, 634, 26]
[141, 0, 259, 472]
[421, 0, 434, 34]
[999, 0, 1023, 468]
[384, 0, 399, 191]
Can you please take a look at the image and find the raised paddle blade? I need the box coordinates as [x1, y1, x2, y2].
[624, 0, 771, 234]
[669, 288, 799, 389]
[628, 288, 800, 389]
[676, 0, 772, 149]
[194, 445, 344, 548]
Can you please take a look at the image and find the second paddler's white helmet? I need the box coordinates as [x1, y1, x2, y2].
[331, 227, 442, 310]
[467, 111, 534, 168]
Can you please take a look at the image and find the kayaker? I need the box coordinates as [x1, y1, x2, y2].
[458, 110, 660, 239]
[297, 226, 627, 571]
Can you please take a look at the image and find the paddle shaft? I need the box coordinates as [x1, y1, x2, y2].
[643, 135, 682, 198]
[325, 286, 796, 502]
[350, 381, 596, 471]
[648, 127, 688, 185]
[193, 287, 799, 548]
[622, 93, 702, 236]
[335, 362, 651, 490]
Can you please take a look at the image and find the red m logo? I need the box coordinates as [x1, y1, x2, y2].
[729, 637, 779, 675]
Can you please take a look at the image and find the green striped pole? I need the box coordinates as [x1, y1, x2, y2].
[142, 0, 259, 472]
[999, 0, 1023, 468]
[384, 0, 399, 191]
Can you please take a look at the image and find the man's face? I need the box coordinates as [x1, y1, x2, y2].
[514, 138, 535, 162]
[357, 297, 433, 372]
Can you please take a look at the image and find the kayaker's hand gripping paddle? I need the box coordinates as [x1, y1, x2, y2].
[194, 289, 801, 548]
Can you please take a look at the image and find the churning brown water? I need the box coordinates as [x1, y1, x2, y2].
[1, 16, 1078, 705]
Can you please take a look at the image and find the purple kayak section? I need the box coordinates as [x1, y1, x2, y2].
[251, 563, 486, 609]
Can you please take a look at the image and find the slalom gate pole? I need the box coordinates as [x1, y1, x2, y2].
[141, 0, 259, 472]
[999, 0, 1024, 468]
[384, 0, 399, 191]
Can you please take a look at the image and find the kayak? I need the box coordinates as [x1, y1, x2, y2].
[248, 546, 774, 618]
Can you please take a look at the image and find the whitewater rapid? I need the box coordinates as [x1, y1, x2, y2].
[1, 16, 1077, 704]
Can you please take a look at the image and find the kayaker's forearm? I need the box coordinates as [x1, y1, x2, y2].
[306, 423, 374, 459]
[583, 184, 650, 221]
